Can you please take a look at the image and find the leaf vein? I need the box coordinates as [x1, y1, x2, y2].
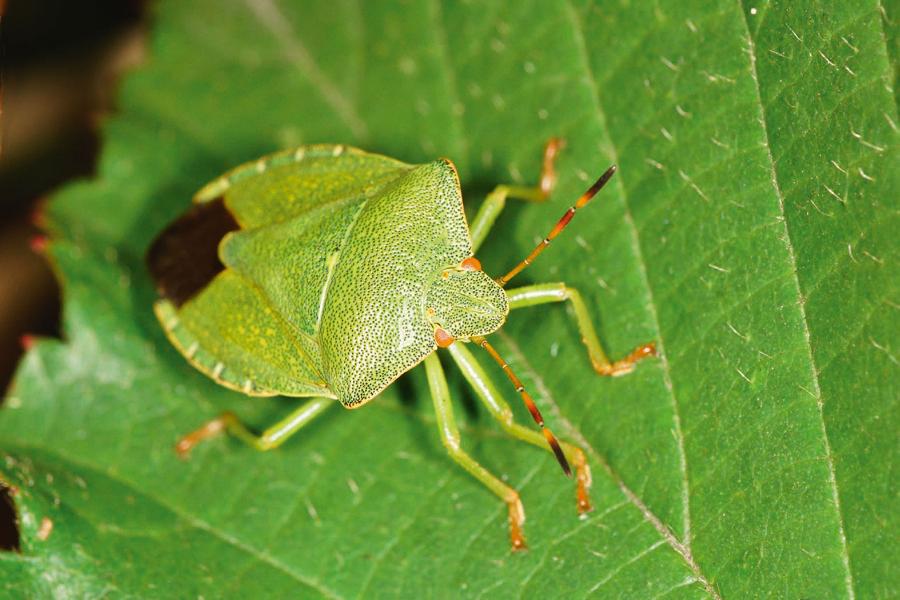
[497, 332, 720, 599]
[5, 443, 345, 600]
[243, 0, 369, 140]
[563, 0, 693, 551]
[737, 4, 856, 597]
[356, 474, 453, 598]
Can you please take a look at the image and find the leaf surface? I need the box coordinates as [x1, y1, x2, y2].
[1, 1, 896, 597]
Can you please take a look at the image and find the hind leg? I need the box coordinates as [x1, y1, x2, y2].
[175, 397, 334, 456]
[446, 343, 592, 514]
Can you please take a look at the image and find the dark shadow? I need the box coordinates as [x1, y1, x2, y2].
[121, 147, 274, 348]
[393, 368, 418, 409]
[391, 367, 434, 457]
[443, 356, 481, 422]
[0, 484, 20, 552]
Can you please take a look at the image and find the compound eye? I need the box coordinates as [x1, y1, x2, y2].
[434, 327, 455, 348]
[460, 257, 482, 271]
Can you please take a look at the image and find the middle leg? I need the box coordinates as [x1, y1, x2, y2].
[469, 138, 563, 253]
[505, 283, 656, 376]
[446, 342, 592, 514]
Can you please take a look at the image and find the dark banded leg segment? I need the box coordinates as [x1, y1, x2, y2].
[447, 342, 593, 514]
[506, 283, 656, 376]
[175, 397, 334, 456]
[423, 353, 528, 551]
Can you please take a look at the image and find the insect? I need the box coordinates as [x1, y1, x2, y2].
[147, 140, 655, 550]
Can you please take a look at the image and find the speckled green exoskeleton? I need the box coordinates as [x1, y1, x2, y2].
[147, 140, 656, 550]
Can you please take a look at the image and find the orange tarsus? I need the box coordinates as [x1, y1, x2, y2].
[508, 496, 528, 551]
[577, 485, 592, 513]
[539, 138, 565, 198]
[571, 448, 593, 514]
[630, 343, 657, 361]
[175, 417, 227, 458]
[595, 342, 657, 376]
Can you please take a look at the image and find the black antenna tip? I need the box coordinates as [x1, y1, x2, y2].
[599, 164, 617, 184]
[543, 428, 572, 477]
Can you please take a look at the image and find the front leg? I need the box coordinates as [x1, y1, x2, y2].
[505, 283, 656, 376]
[469, 138, 563, 253]
[446, 342, 593, 514]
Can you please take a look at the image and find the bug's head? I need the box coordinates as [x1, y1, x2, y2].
[426, 257, 508, 347]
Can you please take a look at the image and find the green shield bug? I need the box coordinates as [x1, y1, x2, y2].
[147, 140, 656, 550]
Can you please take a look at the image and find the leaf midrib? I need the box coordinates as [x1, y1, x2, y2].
[561, 0, 694, 568]
[737, 3, 856, 598]
[498, 332, 720, 600]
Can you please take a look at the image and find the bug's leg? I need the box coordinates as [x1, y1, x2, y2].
[470, 138, 563, 253]
[446, 343, 593, 514]
[175, 397, 334, 457]
[506, 283, 656, 376]
[423, 353, 528, 551]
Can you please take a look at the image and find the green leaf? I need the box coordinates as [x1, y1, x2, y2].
[2, 1, 896, 597]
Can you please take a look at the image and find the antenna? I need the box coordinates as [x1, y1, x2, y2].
[471, 336, 571, 476]
[497, 165, 617, 287]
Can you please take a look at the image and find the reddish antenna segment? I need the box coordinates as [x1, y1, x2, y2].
[497, 164, 617, 287]
[471, 336, 571, 476]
